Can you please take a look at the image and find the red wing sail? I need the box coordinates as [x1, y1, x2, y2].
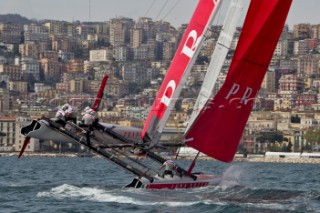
[185, 0, 292, 162]
[92, 75, 108, 111]
[141, 0, 221, 145]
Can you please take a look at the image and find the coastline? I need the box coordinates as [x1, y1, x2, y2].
[234, 156, 320, 164]
[2, 152, 320, 164]
[0, 152, 94, 158]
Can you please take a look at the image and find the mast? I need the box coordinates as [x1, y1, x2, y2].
[141, 0, 222, 148]
[186, 0, 245, 132]
[184, 0, 293, 162]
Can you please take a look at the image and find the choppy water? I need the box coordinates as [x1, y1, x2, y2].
[1, 156, 319, 212]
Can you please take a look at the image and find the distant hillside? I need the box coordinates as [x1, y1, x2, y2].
[0, 14, 34, 25]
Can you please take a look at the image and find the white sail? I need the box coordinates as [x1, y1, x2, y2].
[186, 0, 245, 132]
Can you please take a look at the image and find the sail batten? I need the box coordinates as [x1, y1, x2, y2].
[185, 0, 293, 162]
[141, 0, 222, 147]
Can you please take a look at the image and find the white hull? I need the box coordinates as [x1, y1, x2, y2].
[21, 120, 75, 143]
[21, 119, 142, 143]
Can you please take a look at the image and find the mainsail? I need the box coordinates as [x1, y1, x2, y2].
[141, 0, 222, 147]
[186, 0, 245, 132]
[184, 0, 293, 162]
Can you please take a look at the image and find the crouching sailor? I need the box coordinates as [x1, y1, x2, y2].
[160, 159, 176, 178]
[79, 106, 98, 147]
[61, 103, 77, 123]
[55, 103, 77, 125]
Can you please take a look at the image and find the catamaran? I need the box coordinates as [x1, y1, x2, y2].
[19, 0, 292, 190]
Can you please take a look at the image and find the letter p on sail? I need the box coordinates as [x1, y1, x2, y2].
[225, 83, 240, 99]
[160, 80, 176, 107]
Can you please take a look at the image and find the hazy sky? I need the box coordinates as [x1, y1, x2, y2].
[0, 0, 319, 28]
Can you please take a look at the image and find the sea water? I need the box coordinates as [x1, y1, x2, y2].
[0, 156, 319, 213]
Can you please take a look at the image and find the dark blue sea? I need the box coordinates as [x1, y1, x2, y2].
[1, 156, 319, 213]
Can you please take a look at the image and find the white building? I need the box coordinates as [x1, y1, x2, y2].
[89, 49, 113, 62]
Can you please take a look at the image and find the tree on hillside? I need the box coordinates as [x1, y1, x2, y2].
[256, 131, 285, 143]
[280, 141, 292, 152]
[304, 129, 320, 151]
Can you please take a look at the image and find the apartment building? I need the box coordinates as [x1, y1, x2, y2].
[294, 40, 309, 55]
[20, 57, 40, 81]
[0, 22, 21, 44]
[162, 41, 176, 61]
[105, 78, 128, 98]
[9, 81, 28, 93]
[109, 19, 129, 46]
[297, 54, 320, 77]
[43, 20, 75, 37]
[130, 27, 143, 48]
[114, 45, 130, 61]
[279, 74, 304, 95]
[293, 23, 311, 39]
[0, 64, 20, 81]
[261, 70, 277, 94]
[38, 58, 62, 82]
[0, 116, 16, 151]
[19, 42, 39, 59]
[23, 24, 49, 42]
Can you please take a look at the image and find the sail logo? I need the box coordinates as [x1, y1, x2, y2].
[159, 30, 202, 110]
[160, 80, 176, 107]
[224, 83, 257, 107]
[181, 30, 202, 58]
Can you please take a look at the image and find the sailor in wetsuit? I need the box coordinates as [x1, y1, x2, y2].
[160, 159, 176, 177]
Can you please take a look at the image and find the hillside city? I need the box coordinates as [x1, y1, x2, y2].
[0, 14, 319, 155]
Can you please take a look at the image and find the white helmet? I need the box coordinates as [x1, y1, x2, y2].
[62, 103, 71, 111]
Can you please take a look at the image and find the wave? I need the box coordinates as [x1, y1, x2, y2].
[36, 181, 320, 211]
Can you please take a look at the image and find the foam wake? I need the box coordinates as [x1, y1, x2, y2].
[37, 184, 208, 206]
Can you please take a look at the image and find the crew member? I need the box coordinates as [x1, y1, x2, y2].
[61, 103, 77, 123]
[81, 106, 97, 126]
[80, 106, 97, 147]
[160, 159, 176, 177]
[55, 109, 65, 122]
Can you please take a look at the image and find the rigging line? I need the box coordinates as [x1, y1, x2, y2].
[160, 0, 182, 22]
[155, 0, 169, 21]
[144, 0, 157, 17]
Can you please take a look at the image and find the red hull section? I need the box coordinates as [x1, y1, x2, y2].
[146, 182, 209, 190]
[141, 0, 221, 142]
[185, 0, 292, 162]
[142, 174, 220, 190]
